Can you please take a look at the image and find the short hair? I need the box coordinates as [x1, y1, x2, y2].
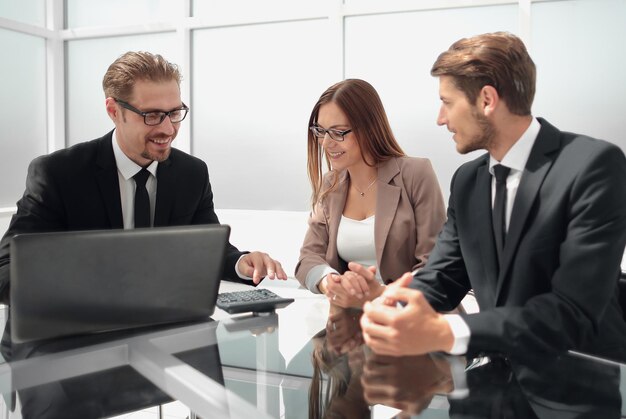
[431, 32, 536, 115]
[102, 51, 181, 101]
[307, 79, 405, 207]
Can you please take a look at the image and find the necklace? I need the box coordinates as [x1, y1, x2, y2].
[352, 177, 377, 197]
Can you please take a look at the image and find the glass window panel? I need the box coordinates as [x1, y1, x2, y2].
[345, 5, 517, 200]
[192, 20, 335, 211]
[66, 0, 186, 28]
[0, 0, 45, 27]
[66, 33, 178, 147]
[0, 29, 47, 207]
[192, 0, 323, 20]
[532, 0, 626, 154]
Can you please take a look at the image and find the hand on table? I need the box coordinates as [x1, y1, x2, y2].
[238, 251, 287, 284]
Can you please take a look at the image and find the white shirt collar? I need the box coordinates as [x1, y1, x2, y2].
[489, 117, 541, 174]
[112, 129, 158, 179]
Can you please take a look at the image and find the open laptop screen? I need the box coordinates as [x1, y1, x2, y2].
[10, 224, 230, 343]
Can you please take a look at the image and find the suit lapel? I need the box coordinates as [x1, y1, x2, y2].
[323, 171, 349, 267]
[474, 159, 500, 299]
[374, 159, 401, 270]
[154, 157, 174, 227]
[95, 132, 123, 229]
[495, 118, 561, 301]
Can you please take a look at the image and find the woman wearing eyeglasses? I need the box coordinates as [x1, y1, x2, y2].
[295, 79, 446, 307]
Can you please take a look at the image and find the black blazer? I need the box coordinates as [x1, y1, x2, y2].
[412, 118, 626, 362]
[0, 130, 248, 303]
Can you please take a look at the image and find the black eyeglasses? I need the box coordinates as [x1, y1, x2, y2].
[114, 98, 189, 126]
[309, 125, 352, 142]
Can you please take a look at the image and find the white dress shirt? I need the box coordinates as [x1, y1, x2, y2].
[112, 132, 158, 229]
[444, 117, 541, 355]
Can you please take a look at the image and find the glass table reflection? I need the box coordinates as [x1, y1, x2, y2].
[0, 280, 624, 419]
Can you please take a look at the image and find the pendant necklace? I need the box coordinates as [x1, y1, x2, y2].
[353, 177, 377, 197]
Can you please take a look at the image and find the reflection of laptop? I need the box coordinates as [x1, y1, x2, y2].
[15, 322, 225, 418]
[10, 225, 230, 343]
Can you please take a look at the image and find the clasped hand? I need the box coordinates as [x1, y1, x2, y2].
[321, 262, 385, 308]
[359, 272, 455, 356]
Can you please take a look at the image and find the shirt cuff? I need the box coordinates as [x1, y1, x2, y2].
[234, 254, 253, 281]
[306, 265, 340, 293]
[443, 314, 470, 355]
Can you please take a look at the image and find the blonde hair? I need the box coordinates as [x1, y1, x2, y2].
[102, 51, 181, 101]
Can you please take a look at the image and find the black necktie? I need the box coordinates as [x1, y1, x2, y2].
[133, 168, 151, 228]
[492, 164, 511, 259]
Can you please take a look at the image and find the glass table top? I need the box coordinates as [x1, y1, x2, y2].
[0, 281, 624, 419]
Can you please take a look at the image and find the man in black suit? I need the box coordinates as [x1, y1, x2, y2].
[0, 51, 286, 304]
[356, 32, 626, 362]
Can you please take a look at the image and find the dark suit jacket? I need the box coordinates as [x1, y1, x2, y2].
[0, 130, 248, 303]
[411, 118, 626, 362]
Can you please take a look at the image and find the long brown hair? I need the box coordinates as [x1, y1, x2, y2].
[431, 32, 535, 116]
[307, 79, 405, 208]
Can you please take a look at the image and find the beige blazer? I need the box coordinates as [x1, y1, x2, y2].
[295, 156, 446, 292]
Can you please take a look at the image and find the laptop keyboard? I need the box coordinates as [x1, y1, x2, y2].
[216, 289, 294, 314]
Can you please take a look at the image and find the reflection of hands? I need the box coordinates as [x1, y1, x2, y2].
[238, 251, 287, 284]
[320, 264, 385, 308]
[250, 326, 276, 336]
[326, 306, 363, 355]
[361, 352, 454, 415]
[361, 273, 454, 355]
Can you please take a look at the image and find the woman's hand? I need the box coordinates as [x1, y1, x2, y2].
[321, 266, 385, 308]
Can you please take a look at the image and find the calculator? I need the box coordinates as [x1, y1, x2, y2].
[216, 288, 294, 314]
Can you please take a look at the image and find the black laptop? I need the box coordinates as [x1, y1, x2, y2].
[9, 224, 230, 343]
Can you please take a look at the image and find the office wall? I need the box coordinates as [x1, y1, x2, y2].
[531, 0, 626, 143]
[0, 28, 47, 208]
[1, 0, 625, 215]
[192, 19, 336, 210]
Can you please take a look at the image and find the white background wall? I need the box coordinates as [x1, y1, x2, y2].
[1, 0, 625, 219]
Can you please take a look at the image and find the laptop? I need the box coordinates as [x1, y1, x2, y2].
[9, 224, 230, 343]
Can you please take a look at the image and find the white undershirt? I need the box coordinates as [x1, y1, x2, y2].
[336, 215, 382, 283]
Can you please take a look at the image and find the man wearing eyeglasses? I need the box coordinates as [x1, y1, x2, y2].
[0, 51, 286, 303]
